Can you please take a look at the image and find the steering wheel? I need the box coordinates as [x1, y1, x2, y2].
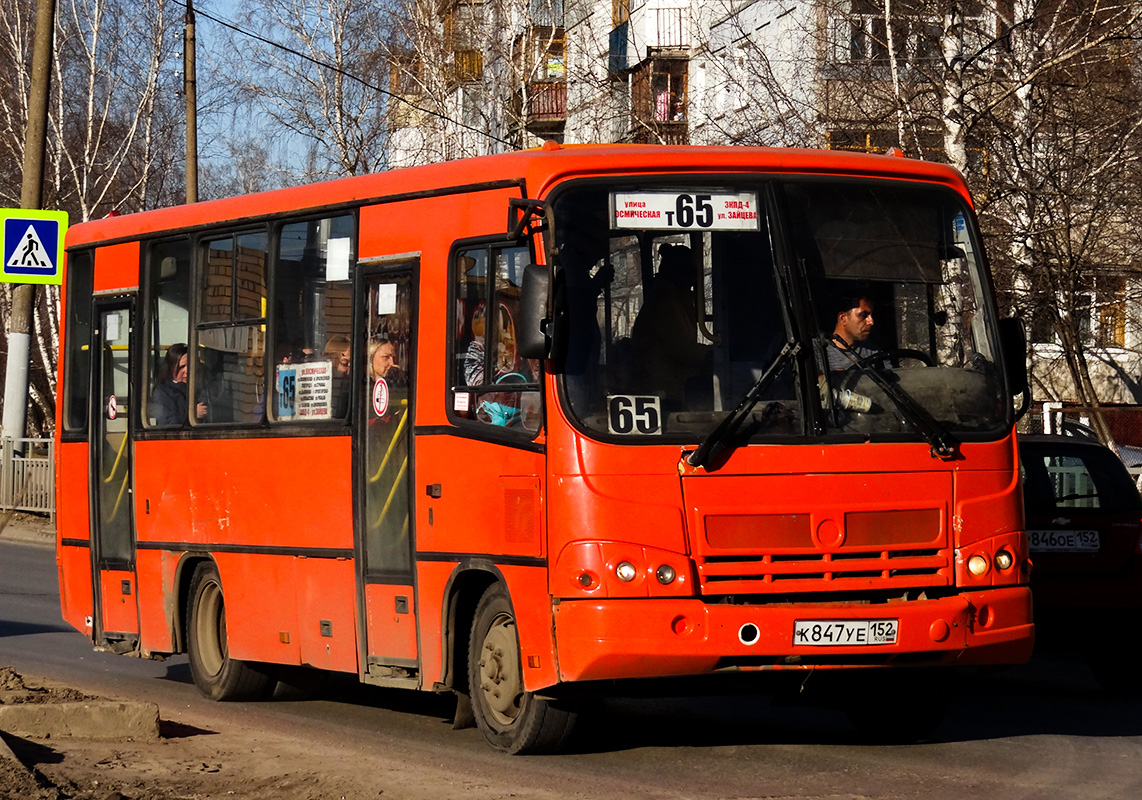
[858, 349, 935, 369]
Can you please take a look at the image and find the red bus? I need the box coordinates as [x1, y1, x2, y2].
[56, 144, 1032, 753]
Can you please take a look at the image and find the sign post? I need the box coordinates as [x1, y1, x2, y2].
[1, 209, 67, 286]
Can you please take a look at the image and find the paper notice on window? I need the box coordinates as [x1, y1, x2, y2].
[326, 237, 351, 282]
[377, 283, 398, 315]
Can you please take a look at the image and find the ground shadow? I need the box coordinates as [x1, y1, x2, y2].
[2, 732, 64, 769]
[0, 619, 74, 638]
[159, 719, 217, 739]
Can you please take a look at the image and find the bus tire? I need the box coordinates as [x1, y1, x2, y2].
[468, 584, 576, 754]
[186, 562, 271, 701]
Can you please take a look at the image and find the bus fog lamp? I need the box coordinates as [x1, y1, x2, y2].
[656, 564, 676, 585]
[615, 561, 637, 582]
[994, 549, 1014, 570]
[967, 554, 989, 576]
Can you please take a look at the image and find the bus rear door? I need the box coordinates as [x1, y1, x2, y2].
[357, 267, 418, 683]
[90, 299, 140, 651]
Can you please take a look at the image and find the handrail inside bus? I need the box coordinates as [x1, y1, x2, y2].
[369, 401, 409, 484]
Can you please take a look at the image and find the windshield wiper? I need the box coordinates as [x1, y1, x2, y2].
[827, 335, 959, 460]
[686, 342, 801, 470]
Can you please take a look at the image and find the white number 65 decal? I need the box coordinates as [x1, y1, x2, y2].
[607, 395, 662, 435]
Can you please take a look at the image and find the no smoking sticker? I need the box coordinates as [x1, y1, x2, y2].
[372, 378, 389, 417]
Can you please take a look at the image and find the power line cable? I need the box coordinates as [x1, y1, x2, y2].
[178, 1, 516, 150]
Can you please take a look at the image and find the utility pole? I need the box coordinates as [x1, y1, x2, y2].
[185, 0, 199, 204]
[2, 0, 57, 446]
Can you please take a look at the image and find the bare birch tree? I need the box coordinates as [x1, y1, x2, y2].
[0, 0, 184, 435]
[221, 0, 393, 181]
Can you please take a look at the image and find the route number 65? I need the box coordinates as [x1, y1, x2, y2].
[607, 395, 662, 435]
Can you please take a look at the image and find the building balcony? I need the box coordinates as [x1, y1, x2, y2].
[610, 3, 689, 72]
[630, 120, 688, 145]
[525, 82, 567, 127]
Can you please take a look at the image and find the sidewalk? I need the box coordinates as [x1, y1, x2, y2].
[0, 512, 54, 547]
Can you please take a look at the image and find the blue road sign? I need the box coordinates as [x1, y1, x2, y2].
[2, 208, 68, 285]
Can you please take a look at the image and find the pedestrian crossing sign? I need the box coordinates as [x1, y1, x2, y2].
[2, 208, 68, 285]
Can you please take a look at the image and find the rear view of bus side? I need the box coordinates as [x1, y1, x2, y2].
[55, 144, 1032, 754]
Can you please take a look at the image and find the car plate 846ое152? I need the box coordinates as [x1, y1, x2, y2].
[1028, 529, 1100, 553]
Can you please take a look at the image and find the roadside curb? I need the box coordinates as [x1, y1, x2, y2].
[0, 518, 55, 548]
[0, 699, 160, 741]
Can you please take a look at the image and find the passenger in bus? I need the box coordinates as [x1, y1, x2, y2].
[325, 334, 352, 417]
[151, 343, 207, 426]
[369, 336, 394, 380]
[629, 244, 709, 404]
[827, 292, 883, 370]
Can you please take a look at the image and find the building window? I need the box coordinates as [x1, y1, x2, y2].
[831, 1, 987, 69]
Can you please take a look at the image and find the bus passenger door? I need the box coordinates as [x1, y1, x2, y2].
[357, 268, 418, 682]
[90, 300, 140, 650]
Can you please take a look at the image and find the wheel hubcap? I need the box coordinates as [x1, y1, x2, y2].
[478, 612, 523, 726]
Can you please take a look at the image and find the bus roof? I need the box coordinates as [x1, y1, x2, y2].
[65, 144, 969, 249]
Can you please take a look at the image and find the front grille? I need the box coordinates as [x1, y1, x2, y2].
[696, 508, 951, 596]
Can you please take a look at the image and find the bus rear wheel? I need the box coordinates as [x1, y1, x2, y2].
[468, 585, 576, 754]
[186, 562, 271, 701]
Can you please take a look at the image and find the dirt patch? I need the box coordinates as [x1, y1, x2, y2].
[0, 667, 469, 800]
[0, 667, 94, 704]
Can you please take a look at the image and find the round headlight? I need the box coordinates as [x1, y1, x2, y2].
[967, 554, 989, 576]
[994, 549, 1014, 570]
[615, 561, 637, 582]
[656, 564, 676, 585]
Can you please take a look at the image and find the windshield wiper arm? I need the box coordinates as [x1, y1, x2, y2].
[827, 334, 959, 460]
[686, 342, 801, 470]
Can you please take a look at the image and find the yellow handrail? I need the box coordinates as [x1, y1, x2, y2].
[368, 400, 409, 484]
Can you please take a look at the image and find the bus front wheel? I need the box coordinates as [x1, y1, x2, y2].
[467, 584, 576, 754]
[186, 562, 271, 701]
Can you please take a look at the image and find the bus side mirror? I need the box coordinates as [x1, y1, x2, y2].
[998, 317, 1029, 416]
[518, 263, 550, 360]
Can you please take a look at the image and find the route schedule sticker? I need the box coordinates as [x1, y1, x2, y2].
[276, 361, 334, 420]
[611, 192, 759, 231]
[1, 208, 68, 284]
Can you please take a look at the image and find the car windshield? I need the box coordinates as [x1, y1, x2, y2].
[1021, 443, 1142, 512]
[550, 178, 1009, 443]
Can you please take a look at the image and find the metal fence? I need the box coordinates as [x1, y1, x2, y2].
[1, 437, 55, 520]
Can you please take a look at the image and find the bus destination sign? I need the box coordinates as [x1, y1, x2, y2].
[611, 192, 759, 231]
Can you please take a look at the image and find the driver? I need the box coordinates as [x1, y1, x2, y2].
[828, 293, 883, 370]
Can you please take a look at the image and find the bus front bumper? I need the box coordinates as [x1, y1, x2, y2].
[551, 587, 1033, 684]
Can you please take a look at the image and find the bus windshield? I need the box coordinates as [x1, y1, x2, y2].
[551, 178, 1008, 443]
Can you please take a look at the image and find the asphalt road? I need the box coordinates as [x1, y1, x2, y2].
[3, 537, 1142, 799]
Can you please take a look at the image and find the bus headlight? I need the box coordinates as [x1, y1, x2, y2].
[967, 554, 989, 576]
[553, 541, 694, 598]
[994, 549, 1014, 570]
[615, 561, 637, 582]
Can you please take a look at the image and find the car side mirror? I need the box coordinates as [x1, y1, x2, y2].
[998, 317, 1029, 417]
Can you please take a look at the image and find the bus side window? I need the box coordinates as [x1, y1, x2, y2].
[144, 239, 192, 428]
[452, 245, 539, 433]
[270, 215, 355, 423]
[194, 231, 268, 425]
[63, 249, 95, 433]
